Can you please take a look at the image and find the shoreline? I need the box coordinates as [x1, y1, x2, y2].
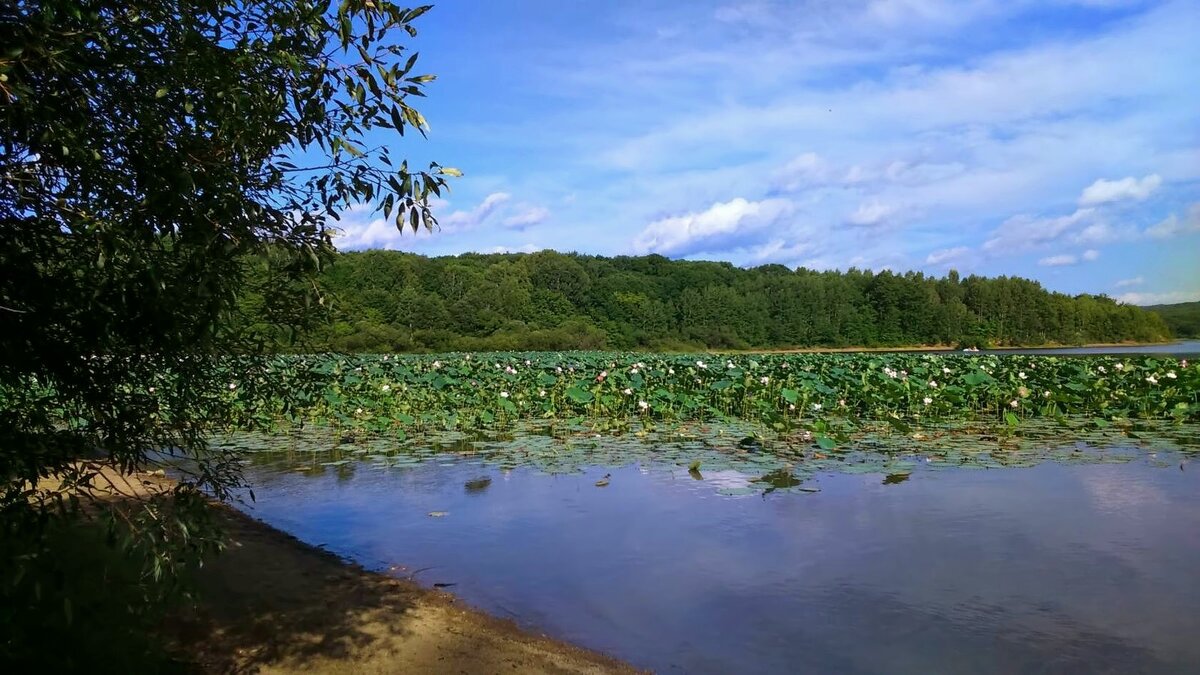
[731, 339, 1178, 355]
[173, 499, 641, 673]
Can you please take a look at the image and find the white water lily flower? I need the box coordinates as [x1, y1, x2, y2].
[1019, 372, 1027, 380]
[599, 370, 608, 378]
[1044, 390, 1051, 398]
[1145, 376, 1158, 385]
[556, 366, 563, 373]
[812, 403, 822, 411]
[525, 360, 531, 366]
[630, 368, 639, 374]
[1097, 366, 1106, 373]
[381, 384, 390, 392]
[928, 380, 938, 388]
[760, 376, 769, 385]
[228, 382, 237, 390]
[539, 390, 546, 397]
[668, 368, 675, 375]
[788, 404, 796, 411]
[942, 367, 951, 374]
[148, 386, 156, 394]
[1167, 371, 1177, 379]
[623, 387, 633, 395]
[500, 391, 510, 398]
[1009, 400, 1019, 408]
[355, 407, 363, 414]
[1115, 363, 1125, 371]
[638, 400, 649, 410]
[923, 397, 933, 405]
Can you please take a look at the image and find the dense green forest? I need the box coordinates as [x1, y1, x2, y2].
[1147, 302, 1200, 339]
[269, 250, 1172, 352]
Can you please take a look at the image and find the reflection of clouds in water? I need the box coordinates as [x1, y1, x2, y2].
[1079, 466, 1168, 513]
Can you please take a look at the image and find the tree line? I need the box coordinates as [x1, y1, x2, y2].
[1147, 302, 1200, 339]
[273, 250, 1173, 352]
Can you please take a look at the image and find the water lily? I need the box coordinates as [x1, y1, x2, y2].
[381, 384, 390, 392]
[696, 360, 707, 369]
[1009, 399, 1019, 408]
[228, 382, 237, 390]
[1146, 375, 1158, 385]
[928, 380, 938, 388]
[623, 387, 633, 396]
[538, 389, 546, 397]
[500, 391, 509, 398]
[812, 403, 822, 411]
[788, 403, 796, 411]
[760, 376, 769, 385]
[1166, 371, 1177, 379]
[1018, 372, 1027, 380]
[923, 396, 933, 405]
[638, 400, 649, 410]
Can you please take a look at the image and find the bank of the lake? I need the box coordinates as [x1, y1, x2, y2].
[171, 499, 639, 674]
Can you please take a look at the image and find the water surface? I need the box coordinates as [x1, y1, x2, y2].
[237, 448, 1200, 674]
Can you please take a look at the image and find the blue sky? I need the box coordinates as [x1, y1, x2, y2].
[333, 0, 1200, 305]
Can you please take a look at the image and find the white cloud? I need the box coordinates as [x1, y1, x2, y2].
[925, 246, 970, 265]
[984, 208, 1095, 253]
[845, 200, 898, 227]
[631, 197, 792, 256]
[502, 205, 550, 229]
[774, 152, 830, 191]
[488, 243, 541, 254]
[1082, 248, 1100, 261]
[1114, 276, 1144, 288]
[1116, 289, 1200, 305]
[1145, 202, 1200, 239]
[1038, 253, 1078, 267]
[440, 192, 511, 233]
[1078, 174, 1162, 206]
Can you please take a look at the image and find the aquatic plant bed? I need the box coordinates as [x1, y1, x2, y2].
[211, 417, 1200, 497]
[215, 352, 1197, 448]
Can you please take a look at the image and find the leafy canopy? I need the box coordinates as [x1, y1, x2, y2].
[0, 0, 451, 644]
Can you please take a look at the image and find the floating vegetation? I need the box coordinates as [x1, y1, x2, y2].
[210, 415, 1200, 498]
[207, 352, 1196, 447]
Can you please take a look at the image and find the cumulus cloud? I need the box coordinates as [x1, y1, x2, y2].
[502, 205, 550, 229]
[332, 192, 552, 251]
[774, 152, 830, 191]
[1144, 203, 1200, 239]
[925, 246, 970, 265]
[1078, 174, 1162, 206]
[1038, 253, 1078, 267]
[1116, 289, 1200, 306]
[631, 197, 792, 256]
[1082, 248, 1100, 261]
[1114, 276, 1144, 288]
[984, 208, 1095, 253]
[440, 192, 511, 233]
[845, 200, 898, 228]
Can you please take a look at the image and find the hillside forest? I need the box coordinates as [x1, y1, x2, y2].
[245, 250, 1175, 353]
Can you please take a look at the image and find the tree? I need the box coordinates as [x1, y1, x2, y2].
[0, 0, 451, 648]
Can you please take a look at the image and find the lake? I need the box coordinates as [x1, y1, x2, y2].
[235, 439, 1200, 674]
[908, 340, 1200, 357]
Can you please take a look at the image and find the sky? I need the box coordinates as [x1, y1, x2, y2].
[332, 0, 1200, 305]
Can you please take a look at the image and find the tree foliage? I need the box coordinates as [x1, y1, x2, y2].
[305, 251, 1173, 352]
[0, 0, 447, 652]
[1146, 302, 1200, 339]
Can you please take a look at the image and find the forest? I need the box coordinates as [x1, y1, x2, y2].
[1147, 302, 1200, 339]
[274, 250, 1174, 352]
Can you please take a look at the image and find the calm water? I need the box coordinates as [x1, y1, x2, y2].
[238, 451, 1200, 674]
[913, 340, 1200, 357]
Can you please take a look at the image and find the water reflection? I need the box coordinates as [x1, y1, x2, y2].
[238, 454, 1200, 674]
